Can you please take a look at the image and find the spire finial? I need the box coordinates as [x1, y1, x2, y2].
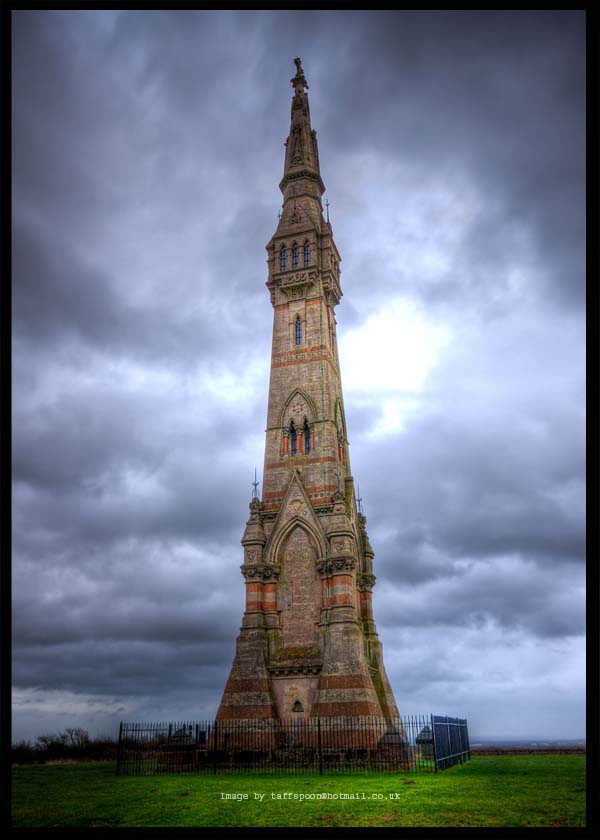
[252, 468, 259, 500]
[291, 57, 308, 90]
[280, 56, 324, 196]
[357, 485, 363, 514]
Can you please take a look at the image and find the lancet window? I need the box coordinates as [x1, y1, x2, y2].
[292, 242, 299, 269]
[282, 390, 316, 459]
[304, 418, 311, 454]
[295, 315, 302, 345]
[303, 240, 310, 265]
[280, 245, 287, 271]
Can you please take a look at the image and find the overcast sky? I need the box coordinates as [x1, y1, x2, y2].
[12, 10, 585, 743]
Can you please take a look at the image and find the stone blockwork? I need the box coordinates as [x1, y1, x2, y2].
[216, 58, 399, 724]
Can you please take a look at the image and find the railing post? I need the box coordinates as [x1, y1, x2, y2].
[318, 718, 323, 776]
[466, 718, 471, 760]
[116, 722, 123, 776]
[213, 721, 218, 775]
[430, 715, 438, 772]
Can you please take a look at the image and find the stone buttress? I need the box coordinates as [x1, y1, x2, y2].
[216, 58, 400, 724]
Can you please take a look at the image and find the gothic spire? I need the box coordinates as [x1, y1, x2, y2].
[280, 57, 325, 197]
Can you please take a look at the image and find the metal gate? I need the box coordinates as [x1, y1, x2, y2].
[431, 715, 470, 770]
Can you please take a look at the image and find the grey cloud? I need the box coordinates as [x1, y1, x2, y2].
[13, 641, 232, 698]
[376, 559, 585, 639]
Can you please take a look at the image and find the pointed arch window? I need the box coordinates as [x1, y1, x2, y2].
[280, 245, 287, 272]
[295, 315, 302, 345]
[292, 242, 299, 269]
[292, 700, 304, 713]
[290, 421, 297, 456]
[303, 240, 310, 265]
[304, 419, 311, 455]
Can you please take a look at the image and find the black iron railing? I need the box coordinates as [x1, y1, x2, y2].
[116, 715, 469, 776]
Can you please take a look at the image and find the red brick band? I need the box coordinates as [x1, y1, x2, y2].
[273, 298, 324, 311]
[263, 495, 332, 512]
[319, 675, 372, 690]
[263, 484, 337, 500]
[264, 456, 337, 471]
[216, 705, 277, 720]
[312, 702, 381, 716]
[272, 355, 331, 370]
[263, 584, 278, 611]
[223, 679, 271, 693]
[272, 344, 323, 358]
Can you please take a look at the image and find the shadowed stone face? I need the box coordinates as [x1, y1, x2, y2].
[278, 526, 321, 647]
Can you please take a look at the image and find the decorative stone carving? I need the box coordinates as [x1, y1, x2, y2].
[336, 556, 356, 572]
[241, 564, 281, 581]
[316, 556, 355, 576]
[268, 663, 322, 677]
[290, 400, 306, 415]
[357, 572, 376, 591]
[281, 270, 309, 286]
[276, 269, 316, 301]
[332, 556, 355, 572]
[268, 643, 322, 677]
[283, 495, 309, 520]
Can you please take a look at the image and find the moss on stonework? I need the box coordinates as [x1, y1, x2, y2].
[271, 645, 321, 662]
[370, 662, 392, 720]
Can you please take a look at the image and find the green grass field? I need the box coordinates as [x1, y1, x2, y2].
[12, 755, 585, 828]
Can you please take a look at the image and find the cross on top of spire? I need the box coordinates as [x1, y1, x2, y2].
[291, 57, 308, 92]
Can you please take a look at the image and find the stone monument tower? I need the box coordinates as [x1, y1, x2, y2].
[216, 58, 399, 723]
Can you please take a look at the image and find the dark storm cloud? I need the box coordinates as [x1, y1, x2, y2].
[13, 640, 231, 697]
[377, 558, 584, 638]
[318, 10, 585, 311]
[12, 9, 275, 370]
[12, 214, 244, 363]
[13, 571, 240, 649]
[12, 10, 584, 740]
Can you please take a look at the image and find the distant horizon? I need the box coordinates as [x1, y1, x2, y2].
[12, 715, 586, 746]
[469, 735, 586, 743]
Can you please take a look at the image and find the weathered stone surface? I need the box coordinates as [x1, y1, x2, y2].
[216, 58, 399, 724]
